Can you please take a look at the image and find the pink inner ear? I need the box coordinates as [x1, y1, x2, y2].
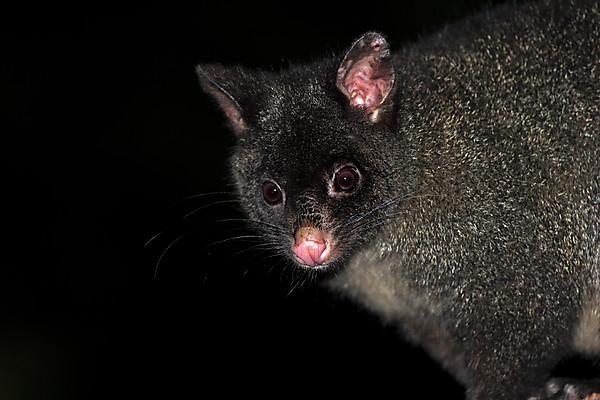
[336, 33, 395, 121]
[210, 86, 246, 134]
[344, 56, 391, 109]
[344, 57, 391, 110]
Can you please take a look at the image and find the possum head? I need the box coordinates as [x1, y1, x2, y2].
[197, 32, 408, 272]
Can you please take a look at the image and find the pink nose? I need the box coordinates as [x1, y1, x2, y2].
[293, 227, 331, 267]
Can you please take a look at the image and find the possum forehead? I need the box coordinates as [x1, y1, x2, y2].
[255, 110, 360, 158]
[256, 77, 346, 132]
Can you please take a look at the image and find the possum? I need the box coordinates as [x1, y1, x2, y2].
[195, 0, 600, 398]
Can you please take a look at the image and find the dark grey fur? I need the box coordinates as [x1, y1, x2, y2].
[196, 1, 600, 398]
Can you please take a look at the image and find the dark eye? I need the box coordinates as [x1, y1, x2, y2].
[333, 165, 360, 193]
[262, 180, 283, 205]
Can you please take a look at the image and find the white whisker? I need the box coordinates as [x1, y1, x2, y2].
[154, 235, 186, 280]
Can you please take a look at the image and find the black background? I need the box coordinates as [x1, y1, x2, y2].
[2, 1, 527, 398]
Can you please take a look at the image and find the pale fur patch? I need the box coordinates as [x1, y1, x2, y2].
[573, 291, 600, 355]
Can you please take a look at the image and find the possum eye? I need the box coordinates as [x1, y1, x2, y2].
[262, 180, 284, 205]
[332, 165, 360, 194]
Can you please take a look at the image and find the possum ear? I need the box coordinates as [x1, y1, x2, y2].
[196, 64, 259, 136]
[336, 32, 396, 123]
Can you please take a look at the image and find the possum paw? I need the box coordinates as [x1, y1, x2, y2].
[529, 378, 600, 400]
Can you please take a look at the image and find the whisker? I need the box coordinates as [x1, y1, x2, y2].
[183, 191, 237, 200]
[344, 202, 425, 235]
[199, 235, 265, 253]
[344, 207, 409, 233]
[341, 192, 415, 228]
[206, 226, 285, 245]
[231, 242, 282, 258]
[213, 218, 285, 232]
[183, 199, 242, 219]
[144, 230, 164, 248]
[285, 263, 314, 297]
[154, 235, 186, 280]
[145, 192, 242, 251]
[340, 192, 437, 231]
[252, 252, 286, 266]
[286, 275, 304, 297]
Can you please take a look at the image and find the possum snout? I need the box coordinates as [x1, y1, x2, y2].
[293, 226, 333, 267]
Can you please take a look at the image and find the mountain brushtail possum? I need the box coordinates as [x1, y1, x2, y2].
[196, 0, 600, 398]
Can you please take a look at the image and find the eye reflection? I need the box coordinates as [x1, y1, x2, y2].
[262, 180, 283, 205]
[333, 166, 360, 193]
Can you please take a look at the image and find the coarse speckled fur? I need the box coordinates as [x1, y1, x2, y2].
[197, 1, 600, 398]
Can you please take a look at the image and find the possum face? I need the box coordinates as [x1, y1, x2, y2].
[229, 118, 388, 272]
[197, 32, 407, 272]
